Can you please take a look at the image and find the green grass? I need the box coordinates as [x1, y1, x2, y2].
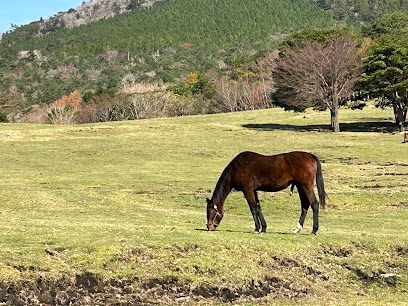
[0, 104, 407, 304]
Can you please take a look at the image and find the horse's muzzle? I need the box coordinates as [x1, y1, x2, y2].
[207, 224, 217, 231]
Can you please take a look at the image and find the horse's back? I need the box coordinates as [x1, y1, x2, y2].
[234, 151, 316, 168]
[281, 151, 318, 169]
[232, 150, 315, 166]
[281, 151, 318, 181]
[230, 151, 318, 191]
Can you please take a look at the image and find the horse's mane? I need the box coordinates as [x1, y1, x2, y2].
[211, 159, 234, 205]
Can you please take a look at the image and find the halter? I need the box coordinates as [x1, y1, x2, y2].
[212, 205, 223, 226]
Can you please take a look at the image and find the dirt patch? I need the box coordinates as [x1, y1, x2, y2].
[396, 245, 408, 256]
[336, 157, 361, 165]
[271, 256, 300, 268]
[380, 162, 408, 167]
[262, 255, 329, 282]
[388, 201, 408, 207]
[0, 272, 309, 305]
[322, 244, 353, 258]
[141, 275, 308, 303]
[0, 273, 141, 305]
[172, 243, 199, 253]
[342, 264, 398, 287]
[304, 266, 329, 281]
[373, 172, 408, 176]
[356, 184, 386, 189]
[109, 246, 156, 264]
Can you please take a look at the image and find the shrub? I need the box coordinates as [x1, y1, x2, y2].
[0, 111, 8, 122]
[76, 91, 204, 123]
[24, 106, 49, 124]
[48, 91, 82, 125]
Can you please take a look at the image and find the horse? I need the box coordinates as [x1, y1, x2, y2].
[206, 151, 327, 235]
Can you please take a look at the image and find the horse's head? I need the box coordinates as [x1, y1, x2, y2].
[206, 198, 223, 231]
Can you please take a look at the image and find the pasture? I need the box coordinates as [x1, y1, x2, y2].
[0, 105, 407, 304]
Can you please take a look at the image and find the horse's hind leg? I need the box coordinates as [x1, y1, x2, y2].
[303, 186, 319, 234]
[293, 184, 310, 234]
[310, 193, 319, 234]
[294, 184, 319, 235]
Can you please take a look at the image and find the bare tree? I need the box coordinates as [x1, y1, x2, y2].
[254, 50, 279, 106]
[215, 74, 269, 112]
[273, 34, 363, 132]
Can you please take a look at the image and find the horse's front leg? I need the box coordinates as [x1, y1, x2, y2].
[254, 191, 267, 232]
[243, 190, 262, 232]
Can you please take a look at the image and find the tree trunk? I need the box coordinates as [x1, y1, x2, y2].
[394, 102, 408, 143]
[397, 102, 407, 143]
[330, 104, 340, 132]
[393, 100, 407, 132]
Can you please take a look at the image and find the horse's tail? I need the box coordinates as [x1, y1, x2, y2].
[312, 155, 327, 209]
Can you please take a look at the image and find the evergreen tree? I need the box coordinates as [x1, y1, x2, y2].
[361, 13, 408, 136]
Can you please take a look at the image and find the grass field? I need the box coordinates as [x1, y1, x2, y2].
[0, 104, 407, 304]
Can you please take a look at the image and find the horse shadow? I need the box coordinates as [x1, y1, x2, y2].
[242, 121, 397, 133]
[195, 228, 253, 234]
[195, 228, 298, 235]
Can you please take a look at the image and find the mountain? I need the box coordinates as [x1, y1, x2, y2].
[1, 0, 408, 121]
[0, 0, 334, 116]
[1, 0, 163, 41]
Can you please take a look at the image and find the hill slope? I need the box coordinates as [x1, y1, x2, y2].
[2, 0, 408, 118]
[10, 0, 334, 53]
[0, 0, 334, 114]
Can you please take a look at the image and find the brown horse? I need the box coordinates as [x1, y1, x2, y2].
[206, 151, 326, 234]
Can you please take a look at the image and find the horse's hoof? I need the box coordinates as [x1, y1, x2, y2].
[311, 232, 317, 235]
[293, 223, 302, 235]
[254, 230, 260, 234]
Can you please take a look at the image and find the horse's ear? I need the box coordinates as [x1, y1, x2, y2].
[206, 198, 212, 205]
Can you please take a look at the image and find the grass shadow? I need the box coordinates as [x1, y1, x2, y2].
[243, 121, 397, 133]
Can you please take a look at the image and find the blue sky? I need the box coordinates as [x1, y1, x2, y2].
[0, 0, 84, 33]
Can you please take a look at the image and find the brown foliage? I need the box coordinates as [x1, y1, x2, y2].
[186, 72, 199, 84]
[52, 91, 82, 111]
[273, 34, 363, 132]
[47, 91, 83, 125]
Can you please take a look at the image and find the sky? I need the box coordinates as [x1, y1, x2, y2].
[0, 0, 85, 33]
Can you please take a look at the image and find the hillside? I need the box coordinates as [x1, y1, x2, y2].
[0, 0, 162, 40]
[315, 0, 408, 23]
[0, 107, 407, 304]
[0, 0, 337, 120]
[4, 0, 408, 41]
[2, 0, 408, 120]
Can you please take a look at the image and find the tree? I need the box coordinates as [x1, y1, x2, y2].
[126, 0, 142, 11]
[362, 11, 408, 38]
[361, 34, 408, 137]
[361, 12, 408, 141]
[253, 50, 279, 107]
[273, 33, 363, 132]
